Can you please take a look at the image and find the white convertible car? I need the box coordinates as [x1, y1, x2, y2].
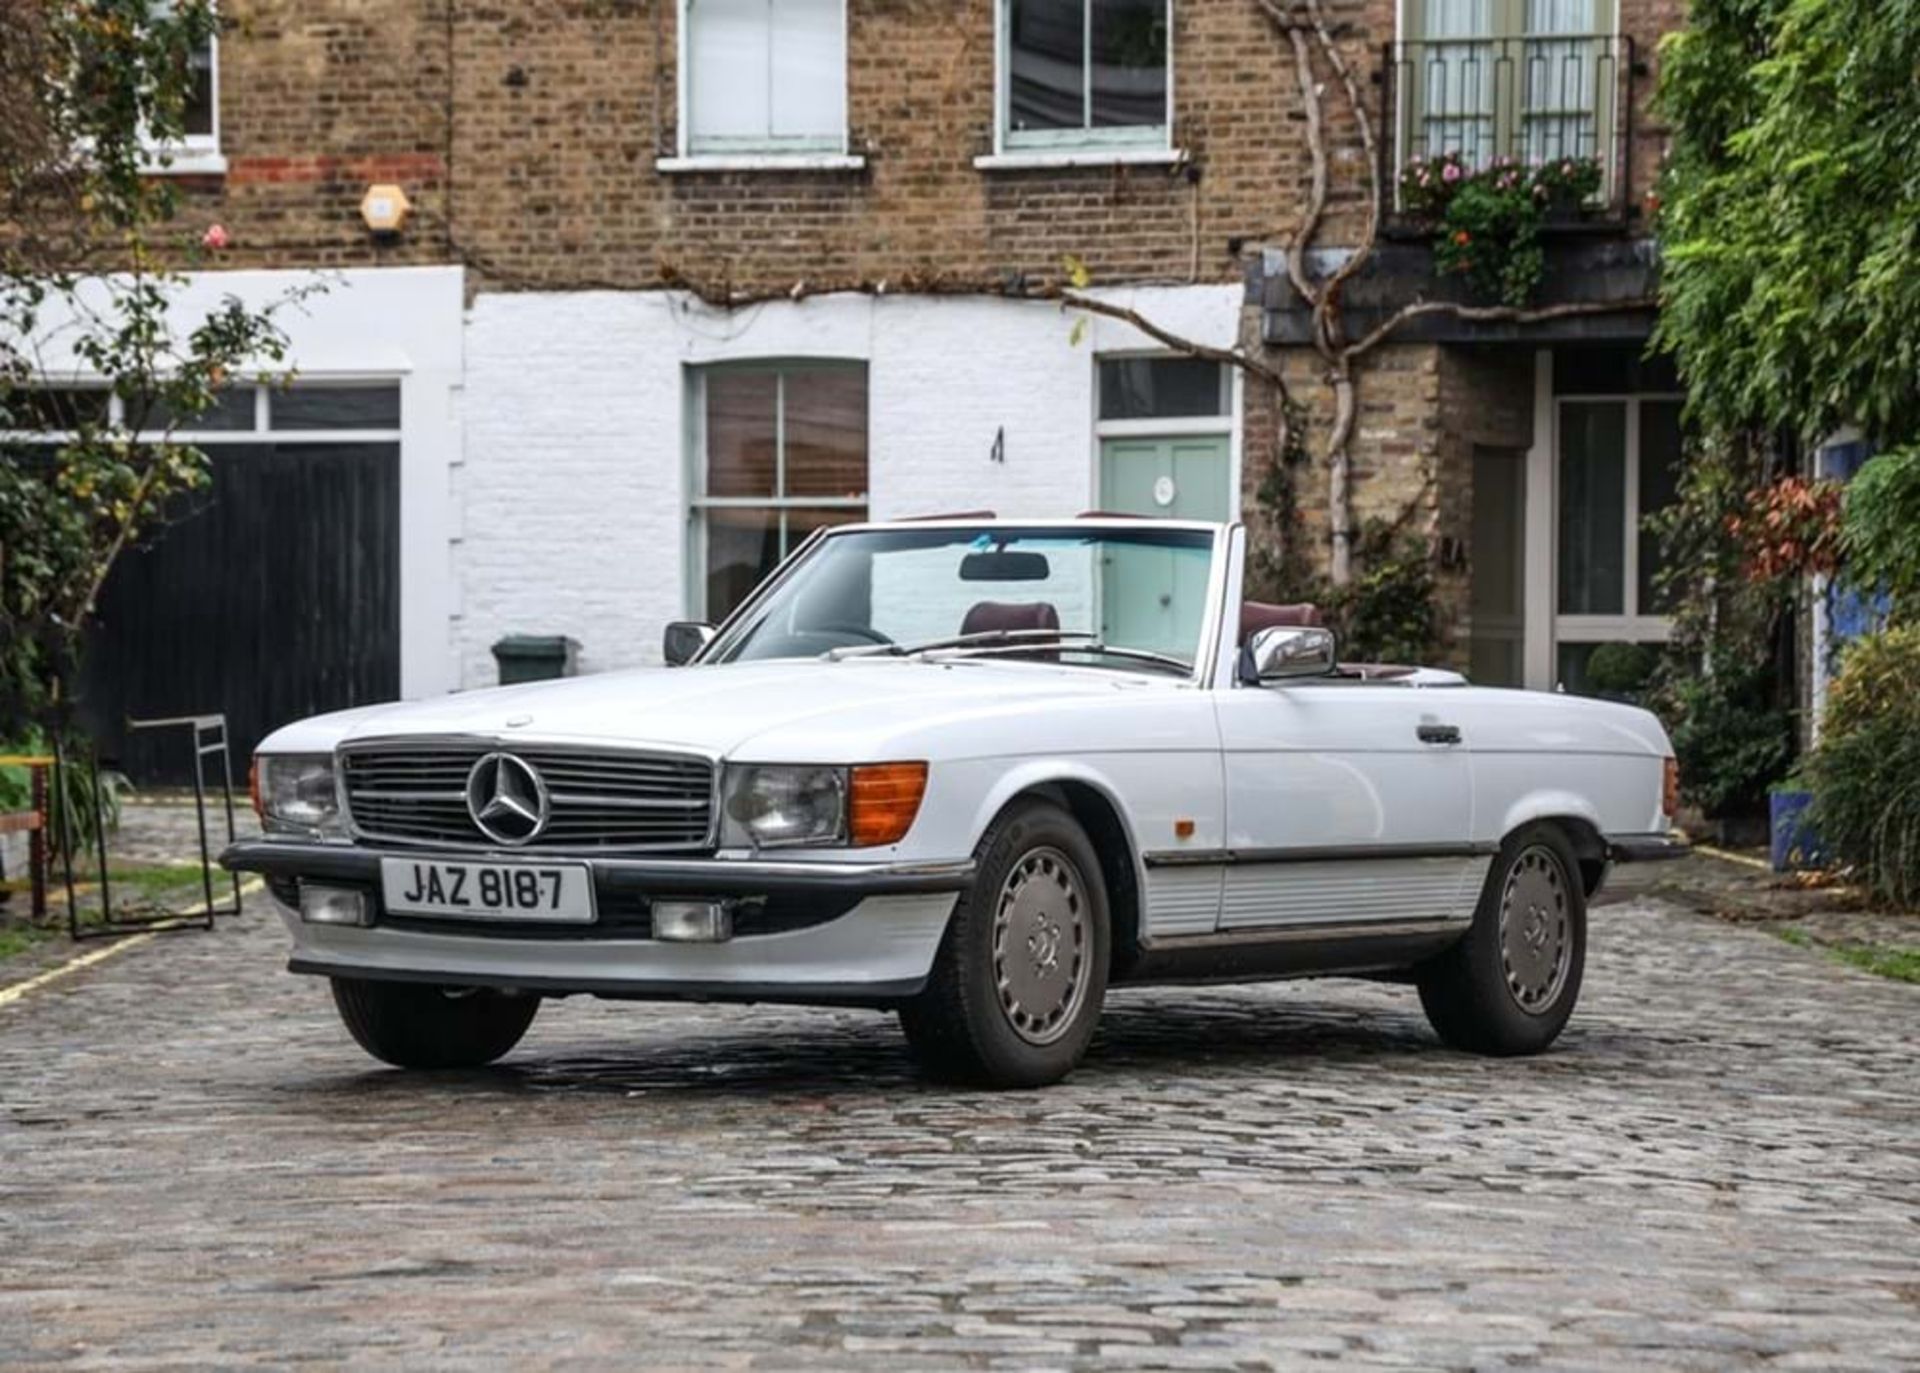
[225, 517, 1684, 1087]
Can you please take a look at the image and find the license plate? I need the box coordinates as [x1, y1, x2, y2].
[379, 858, 595, 924]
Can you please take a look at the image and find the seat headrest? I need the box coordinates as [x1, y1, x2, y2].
[1239, 600, 1323, 644]
[961, 601, 1061, 638]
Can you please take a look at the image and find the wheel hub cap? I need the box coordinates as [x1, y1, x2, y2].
[992, 846, 1090, 1046]
[1498, 844, 1572, 1013]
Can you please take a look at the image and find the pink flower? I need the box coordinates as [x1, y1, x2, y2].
[1442, 162, 1462, 183]
[201, 224, 230, 250]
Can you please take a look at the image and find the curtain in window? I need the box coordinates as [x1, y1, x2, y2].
[1523, 0, 1596, 165]
[1557, 401, 1627, 616]
[1420, 0, 1495, 163]
[688, 0, 844, 153]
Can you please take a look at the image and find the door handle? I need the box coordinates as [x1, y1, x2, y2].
[1417, 722, 1462, 745]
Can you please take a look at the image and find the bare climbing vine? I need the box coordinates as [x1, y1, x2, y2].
[1254, 0, 1653, 584]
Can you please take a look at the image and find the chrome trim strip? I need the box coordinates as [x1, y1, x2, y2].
[1142, 842, 1500, 868]
[1138, 914, 1472, 952]
[224, 838, 976, 895]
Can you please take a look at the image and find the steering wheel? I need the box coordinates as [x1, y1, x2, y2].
[809, 622, 894, 646]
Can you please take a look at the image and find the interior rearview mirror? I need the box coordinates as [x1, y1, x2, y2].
[1245, 625, 1336, 683]
[663, 620, 716, 667]
[959, 549, 1051, 582]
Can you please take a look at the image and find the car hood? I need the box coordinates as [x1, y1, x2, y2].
[256, 658, 1179, 761]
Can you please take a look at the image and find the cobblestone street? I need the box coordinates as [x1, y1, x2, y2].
[2, 891, 1915, 1368]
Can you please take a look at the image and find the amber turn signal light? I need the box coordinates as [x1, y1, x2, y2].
[248, 756, 264, 823]
[848, 762, 929, 847]
[1662, 757, 1680, 819]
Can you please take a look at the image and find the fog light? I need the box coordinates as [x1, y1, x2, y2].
[300, 884, 370, 927]
[651, 899, 732, 943]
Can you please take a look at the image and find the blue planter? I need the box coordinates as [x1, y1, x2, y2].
[1769, 789, 1828, 872]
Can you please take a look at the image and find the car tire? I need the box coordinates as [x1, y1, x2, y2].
[1417, 823, 1586, 1056]
[899, 799, 1110, 1089]
[331, 977, 540, 1069]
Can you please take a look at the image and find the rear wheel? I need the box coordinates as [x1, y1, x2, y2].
[330, 977, 539, 1069]
[1417, 823, 1586, 1055]
[900, 799, 1110, 1088]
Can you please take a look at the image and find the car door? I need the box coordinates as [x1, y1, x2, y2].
[1210, 678, 1484, 931]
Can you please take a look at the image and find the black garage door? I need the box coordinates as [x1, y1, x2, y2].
[77, 384, 402, 785]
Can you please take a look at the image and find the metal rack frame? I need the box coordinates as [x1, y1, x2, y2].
[60, 713, 243, 941]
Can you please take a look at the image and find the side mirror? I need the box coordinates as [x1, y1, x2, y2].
[1245, 625, 1336, 683]
[662, 620, 716, 667]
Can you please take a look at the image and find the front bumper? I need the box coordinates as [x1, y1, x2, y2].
[221, 840, 972, 1005]
[1604, 830, 1691, 863]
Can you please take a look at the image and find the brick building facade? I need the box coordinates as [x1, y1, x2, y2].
[53, 0, 1688, 757]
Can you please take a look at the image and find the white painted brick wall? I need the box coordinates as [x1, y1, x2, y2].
[457, 284, 1242, 689]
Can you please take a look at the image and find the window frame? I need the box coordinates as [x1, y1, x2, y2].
[684, 359, 870, 622]
[1094, 352, 1232, 432]
[987, 0, 1176, 163]
[1, 379, 403, 445]
[143, 13, 223, 175]
[669, 0, 862, 171]
[1549, 390, 1681, 653]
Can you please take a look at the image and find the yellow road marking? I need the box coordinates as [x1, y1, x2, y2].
[0, 876, 263, 1010]
[1692, 842, 1771, 871]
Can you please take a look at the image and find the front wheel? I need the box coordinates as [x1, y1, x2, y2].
[331, 977, 539, 1069]
[899, 799, 1110, 1088]
[1417, 824, 1586, 1056]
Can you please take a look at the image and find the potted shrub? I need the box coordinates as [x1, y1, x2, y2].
[1806, 626, 1920, 906]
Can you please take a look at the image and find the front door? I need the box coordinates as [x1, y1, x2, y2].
[1098, 434, 1229, 657]
[1211, 680, 1482, 931]
[1470, 445, 1527, 686]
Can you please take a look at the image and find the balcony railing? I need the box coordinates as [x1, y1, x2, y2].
[1381, 34, 1637, 220]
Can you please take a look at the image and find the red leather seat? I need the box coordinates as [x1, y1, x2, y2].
[1238, 600, 1322, 645]
[961, 601, 1061, 637]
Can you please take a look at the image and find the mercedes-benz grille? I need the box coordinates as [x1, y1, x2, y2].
[340, 744, 715, 852]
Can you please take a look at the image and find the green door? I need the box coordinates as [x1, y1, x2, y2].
[1098, 435, 1231, 656]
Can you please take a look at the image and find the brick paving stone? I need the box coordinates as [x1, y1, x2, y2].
[0, 894, 1915, 1368]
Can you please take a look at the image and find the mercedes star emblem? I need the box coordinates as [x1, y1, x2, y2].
[465, 752, 550, 845]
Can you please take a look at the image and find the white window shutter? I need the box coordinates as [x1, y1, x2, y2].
[770, 0, 844, 144]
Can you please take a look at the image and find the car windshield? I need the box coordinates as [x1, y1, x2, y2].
[710, 525, 1218, 675]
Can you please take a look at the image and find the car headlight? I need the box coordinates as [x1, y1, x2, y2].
[253, 753, 345, 839]
[721, 764, 847, 849]
[719, 762, 930, 850]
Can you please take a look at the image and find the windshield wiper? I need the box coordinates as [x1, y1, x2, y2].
[825, 629, 1100, 661]
[938, 641, 1195, 676]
